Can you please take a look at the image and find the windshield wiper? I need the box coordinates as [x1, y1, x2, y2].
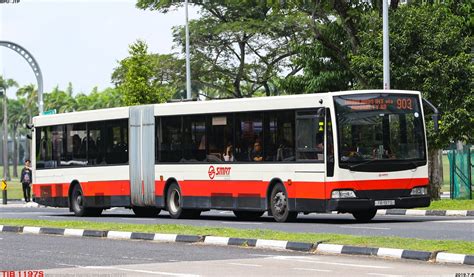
[348, 160, 378, 170]
[348, 159, 421, 171]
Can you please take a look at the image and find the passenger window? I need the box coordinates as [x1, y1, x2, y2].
[63, 123, 87, 167]
[88, 121, 105, 165]
[296, 109, 325, 161]
[235, 112, 263, 162]
[207, 114, 233, 162]
[182, 115, 207, 162]
[105, 119, 128, 164]
[265, 110, 295, 162]
[159, 116, 182, 162]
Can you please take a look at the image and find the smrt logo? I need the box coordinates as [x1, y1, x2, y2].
[208, 165, 231, 180]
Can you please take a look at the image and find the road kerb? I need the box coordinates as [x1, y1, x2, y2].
[1, 224, 473, 266]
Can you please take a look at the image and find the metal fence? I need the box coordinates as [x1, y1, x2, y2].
[448, 144, 473, 199]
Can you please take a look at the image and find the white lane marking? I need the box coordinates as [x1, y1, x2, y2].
[56, 263, 81, 267]
[367, 273, 404, 277]
[434, 219, 474, 223]
[0, 238, 3, 240]
[294, 268, 332, 272]
[86, 266, 200, 277]
[271, 256, 390, 269]
[227, 262, 262, 267]
[121, 218, 156, 221]
[339, 226, 390, 230]
[220, 221, 263, 225]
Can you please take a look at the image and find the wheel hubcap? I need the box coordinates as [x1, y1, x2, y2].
[273, 191, 287, 214]
[73, 192, 83, 211]
[170, 190, 180, 213]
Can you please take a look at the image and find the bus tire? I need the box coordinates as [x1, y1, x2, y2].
[233, 211, 264, 221]
[352, 209, 377, 223]
[270, 183, 297, 222]
[71, 185, 100, 217]
[132, 207, 161, 217]
[166, 183, 200, 219]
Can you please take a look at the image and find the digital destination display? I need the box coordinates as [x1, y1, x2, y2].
[337, 95, 416, 111]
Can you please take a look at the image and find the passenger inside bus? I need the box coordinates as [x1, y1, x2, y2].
[223, 143, 235, 162]
[250, 141, 263, 162]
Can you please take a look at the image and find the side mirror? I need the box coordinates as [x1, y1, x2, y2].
[432, 114, 441, 132]
[26, 134, 32, 140]
[25, 123, 34, 129]
[423, 98, 441, 133]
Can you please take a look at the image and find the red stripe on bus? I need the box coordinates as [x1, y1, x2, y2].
[33, 177, 428, 199]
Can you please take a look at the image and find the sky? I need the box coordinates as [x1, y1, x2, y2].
[0, 0, 199, 98]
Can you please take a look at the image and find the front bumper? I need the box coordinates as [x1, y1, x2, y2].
[327, 195, 431, 212]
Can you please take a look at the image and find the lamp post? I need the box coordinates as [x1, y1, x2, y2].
[0, 86, 7, 181]
[185, 0, 192, 99]
[383, 0, 390, 90]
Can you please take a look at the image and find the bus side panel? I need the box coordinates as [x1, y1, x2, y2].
[81, 180, 131, 208]
[179, 180, 267, 210]
[33, 183, 69, 207]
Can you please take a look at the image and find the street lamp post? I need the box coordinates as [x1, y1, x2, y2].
[383, 0, 390, 90]
[185, 0, 192, 99]
[0, 86, 8, 181]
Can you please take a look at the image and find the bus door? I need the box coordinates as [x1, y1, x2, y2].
[129, 105, 156, 207]
[294, 108, 326, 212]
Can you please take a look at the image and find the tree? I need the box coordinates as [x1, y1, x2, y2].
[349, 2, 472, 198]
[75, 87, 125, 111]
[43, 86, 76, 113]
[114, 40, 174, 105]
[136, 0, 310, 98]
[0, 76, 18, 180]
[8, 99, 27, 178]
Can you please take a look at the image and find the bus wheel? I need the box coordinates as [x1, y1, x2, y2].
[270, 184, 297, 222]
[166, 183, 200, 219]
[233, 211, 264, 221]
[71, 185, 99, 217]
[132, 207, 161, 217]
[352, 210, 377, 223]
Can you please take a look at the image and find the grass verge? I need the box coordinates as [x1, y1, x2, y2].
[418, 199, 474, 210]
[2, 181, 23, 200]
[0, 218, 473, 255]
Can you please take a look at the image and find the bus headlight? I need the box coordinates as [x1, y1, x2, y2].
[410, 186, 428, 196]
[332, 190, 356, 199]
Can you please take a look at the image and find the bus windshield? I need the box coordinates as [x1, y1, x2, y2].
[334, 93, 426, 171]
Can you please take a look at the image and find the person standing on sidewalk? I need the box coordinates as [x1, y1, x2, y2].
[20, 159, 32, 202]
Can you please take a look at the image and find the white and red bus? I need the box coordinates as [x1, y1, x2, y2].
[32, 90, 430, 222]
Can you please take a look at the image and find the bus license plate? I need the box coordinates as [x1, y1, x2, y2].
[375, 200, 395, 206]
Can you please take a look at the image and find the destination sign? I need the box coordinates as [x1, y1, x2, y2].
[339, 96, 416, 111]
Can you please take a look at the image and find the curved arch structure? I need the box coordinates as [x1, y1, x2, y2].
[0, 40, 44, 114]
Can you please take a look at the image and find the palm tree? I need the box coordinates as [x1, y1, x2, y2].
[0, 76, 19, 181]
[16, 84, 38, 164]
[8, 99, 27, 178]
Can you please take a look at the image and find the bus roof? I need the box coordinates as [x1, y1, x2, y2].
[33, 89, 420, 127]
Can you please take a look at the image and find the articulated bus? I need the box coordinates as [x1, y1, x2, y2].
[32, 90, 430, 222]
